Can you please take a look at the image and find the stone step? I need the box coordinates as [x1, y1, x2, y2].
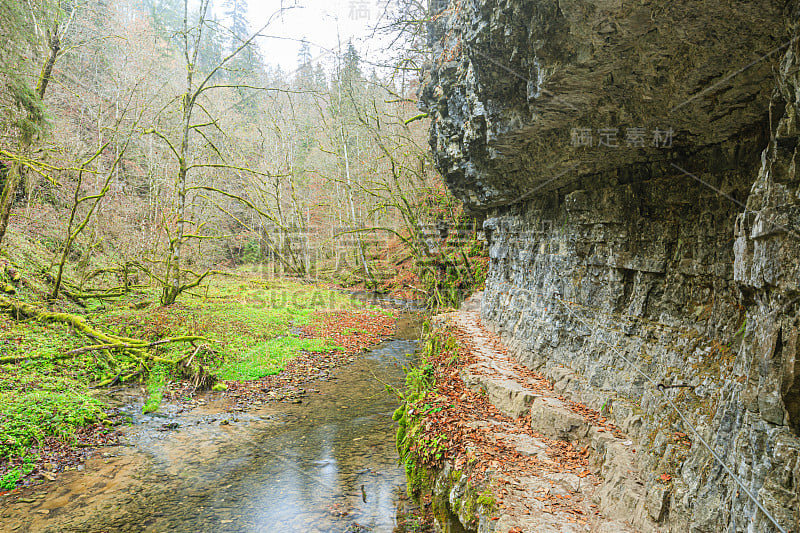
[425, 310, 653, 532]
[460, 368, 537, 419]
[529, 396, 591, 442]
[590, 429, 652, 528]
[460, 359, 648, 531]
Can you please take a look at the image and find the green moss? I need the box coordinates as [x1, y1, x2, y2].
[395, 349, 438, 499]
[142, 363, 168, 413]
[431, 490, 452, 528]
[417, 224, 488, 309]
[0, 232, 380, 488]
[94, 276, 367, 378]
[456, 485, 495, 525]
[217, 336, 337, 381]
[392, 323, 501, 530]
[0, 455, 36, 490]
[477, 489, 496, 508]
[395, 327, 469, 506]
[406, 463, 433, 498]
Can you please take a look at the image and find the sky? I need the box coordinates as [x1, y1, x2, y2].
[244, 0, 392, 73]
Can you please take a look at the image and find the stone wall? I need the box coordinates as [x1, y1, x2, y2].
[422, 0, 800, 530]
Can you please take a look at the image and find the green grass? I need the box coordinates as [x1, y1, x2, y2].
[94, 277, 362, 361]
[0, 305, 111, 470]
[0, 384, 106, 466]
[142, 363, 168, 414]
[0, 235, 380, 483]
[0, 320, 108, 463]
[93, 276, 368, 411]
[0, 315, 84, 359]
[218, 335, 340, 381]
[1, 455, 36, 490]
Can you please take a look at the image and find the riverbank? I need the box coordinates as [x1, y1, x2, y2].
[0, 272, 398, 493]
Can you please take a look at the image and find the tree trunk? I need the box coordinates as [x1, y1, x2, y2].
[341, 127, 376, 289]
[36, 29, 60, 100]
[162, 2, 195, 306]
[52, 166, 83, 299]
[0, 163, 20, 248]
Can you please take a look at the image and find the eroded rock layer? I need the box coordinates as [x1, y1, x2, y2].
[422, 0, 800, 530]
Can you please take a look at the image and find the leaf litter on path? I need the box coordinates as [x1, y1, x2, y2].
[407, 311, 638, 531]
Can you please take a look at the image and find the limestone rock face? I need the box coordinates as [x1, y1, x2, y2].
[423, 0, 800, 530]
[422, 0, 786, 212]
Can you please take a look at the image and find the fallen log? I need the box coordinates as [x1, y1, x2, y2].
[65, 336, 207, 357]
[0, 295, 210, 366]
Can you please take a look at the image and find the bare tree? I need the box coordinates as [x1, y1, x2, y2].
[144, 0, 282, 305]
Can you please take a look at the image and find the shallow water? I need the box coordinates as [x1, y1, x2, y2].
[0, 320, 421, 532]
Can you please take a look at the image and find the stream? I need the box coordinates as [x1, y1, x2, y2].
[0, 310, 423, 532]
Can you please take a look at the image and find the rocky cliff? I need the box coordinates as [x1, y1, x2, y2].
[422, 0, 800, 531]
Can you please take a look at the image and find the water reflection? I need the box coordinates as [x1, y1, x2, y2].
[241, 341, 418, 531]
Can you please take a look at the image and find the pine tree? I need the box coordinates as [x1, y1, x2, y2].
[222, 0, 261, 89]
[342, 41, 362, 82]
[197, 12, 225, 76]
[314, 64, 328, 91]
[295, 38, 314, 89]
[223, 0, 249, 52]
[138, 0, 182, 39]
[297, 39, 312, 65]
[331, 41, 365, 119]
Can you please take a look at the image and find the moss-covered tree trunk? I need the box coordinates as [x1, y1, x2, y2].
[0, 295, 207, 366]
[160, 1, 201, 306]
[0, 163, 20, 249]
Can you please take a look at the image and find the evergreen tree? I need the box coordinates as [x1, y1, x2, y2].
[314, 64, 328, 91]
[342, 41, 362, 82]
[297, 39, 312, 65]
[197, 12, 226, 77]
[331, 40, 365, 120]
[138, 0, 183, 40]
[295, 38, 314, 89]
[222, 0, 261, 89]
[0, 0, 48, 146]
[223, 0, 249, 51]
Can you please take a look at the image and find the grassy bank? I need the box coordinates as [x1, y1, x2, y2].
[0, 267, 390, 490]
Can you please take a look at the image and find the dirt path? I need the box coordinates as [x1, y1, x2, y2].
[416, 304, 650, 532]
